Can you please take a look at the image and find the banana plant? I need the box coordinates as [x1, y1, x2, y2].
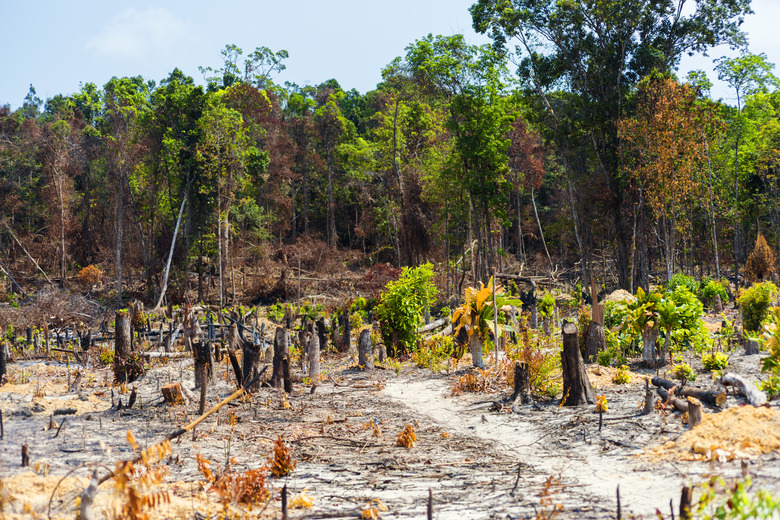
[452, 277, 521, 368]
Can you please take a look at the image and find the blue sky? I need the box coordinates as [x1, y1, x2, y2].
[2, 0, 779, 110]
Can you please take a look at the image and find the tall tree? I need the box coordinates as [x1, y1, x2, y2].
[471, 0, 753, 288]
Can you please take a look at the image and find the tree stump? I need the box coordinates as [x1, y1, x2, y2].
[282, 357, 292, 393]
[529, 307, 539, 329]
[469, 334, 485, 369]
[561, 320, 594, 406]
[241, 341, 264, 392]
[343, 311, 352, 352]
[113, 310, 132, 384]
[308, 332, 321, 380]
[358, 329, 374, 370]
[193, 340, 214, 389]
[161, 382, 184, 404]
[713, 294, 723, 314]
[687, 397, 703, 427]
[331, 317, 342, 353]
[584, 321, 607, 363]
[641, 327, 660, 368]
[746, 338, 760, 355]
[0, 340, 7, 380]
[316, 318, 328, 353]
[271, 327, 290, 389]
[510, 362, 530, 405]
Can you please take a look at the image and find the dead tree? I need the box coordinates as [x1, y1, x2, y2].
[193, 339, 214, 390]
[509, 362, 530, 405]
[560, 320, 594, 406]
[0, 340, 6, 380]
[308, 332, 321, 380]
[721, 373, 767, 406]
[271, 327, 290, 389]
[239, 324, 264, 392]
[358, 329, 374, 370]
[113, 310, 132, 384]
[316, 318, 328, 352]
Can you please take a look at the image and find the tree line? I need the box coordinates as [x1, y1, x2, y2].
[2, 1, 779, 307]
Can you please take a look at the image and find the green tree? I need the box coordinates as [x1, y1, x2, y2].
[471, 0, 753, 289]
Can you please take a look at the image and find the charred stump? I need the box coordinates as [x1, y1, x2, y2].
[193, 340, 214, 389]
[308, 332, 321, 380]
[316, 318, 328, 352]
[560, 320, 594, 406]
[271, 327, 290, 389]
[0, 340, 6, 381]
[584, 321, 607, 363]
[510, 362, 530, 405]
[358, 328, 374, 370]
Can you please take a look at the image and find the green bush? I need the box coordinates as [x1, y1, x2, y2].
[666, 272, 698, 294]
[758, 375, 780, 400]
[375, 263, 437, 356]
[738, 282, 778, 333]
[672, 362, 697, 382]
[701, 279, 729, 306]
[701, 351, 729, 372]
[537, 292, 555, 318]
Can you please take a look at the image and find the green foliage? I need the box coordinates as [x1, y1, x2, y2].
[702, 351, 729, 372]
[738, 282, 779, 332]
[760, 307, 780, 374]
[666, 272, 698, 294]
[537, 292, 555, 318]
[613, 365, 630, 385]
[701, 279, 729, 306]
[695, 476, 780, 520]
[672, 362, 697, 382]
[266, 303, 285, 322]
[665, 287, 711, 353]
[412, 335, 454, 373]
[758, 376, 780, 400]
[375, 263, 438, 355]
[99, 347, 115, 366]
[577, 305, 591, 357]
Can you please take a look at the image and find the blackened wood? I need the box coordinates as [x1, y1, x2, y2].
[644, 381, 654, 415]
[680, 486, 692, 520]
[656, 386, 689, 413]
[282, 357, 292, 393]
[0, 340, 6, 380]
[343, 311, 352, 352]
[510, 362, 530, 404]
[427, 489, 433, 520]
[282, 484, 288, 520]
[651, 376, 725, 406]
[584, 321, 606, 363]
[226, 323, 245, 389]
[746, 339, 760, 355]
[560, 320, 594, 406]
[316, 318, 328, 353]
[271, 327, 289, 389]
[0, 409, 4, 440]
[241, 343, 264, 392]
[358, 329, 374, 370]
[113, 310, 132, 384]
[193, 340, 214, 389]
[127, 386, 137, 409]
[198, 362, 207, 415]
[21, 444, 29, 467]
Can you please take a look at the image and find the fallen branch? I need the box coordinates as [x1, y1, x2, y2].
[721, 373, 767, 406]
[651, 376, 726, 407]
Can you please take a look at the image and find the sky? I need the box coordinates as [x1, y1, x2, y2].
[1, 0, 779, 110]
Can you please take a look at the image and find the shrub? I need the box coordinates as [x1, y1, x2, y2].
[760, 307, 780, 374]
[701, 351, 729, 372]
[413, 335, 453, 373]
[537, 292, 556, 318]
[758, 375, 780, 400]
[375, 263, 437, 356]
[701, 279, 728, 306]
[738, 282, 778, 333]
[666, 272, 698, 293]
[613, 365, 630, 384]
[672, 362, 697, 382]
[77, 264, 102, 288]
[745, 233, 777, 282]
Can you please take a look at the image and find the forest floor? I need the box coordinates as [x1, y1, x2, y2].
[1, 306, 779, 520]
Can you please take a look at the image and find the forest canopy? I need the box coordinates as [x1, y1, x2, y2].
[2, 0, 779, 307]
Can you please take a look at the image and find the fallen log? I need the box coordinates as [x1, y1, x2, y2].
[656, 386, 688, 413]
[721, 373, 767, 406]
[651, 376, 726, 407]
[417, 318, 448, 334]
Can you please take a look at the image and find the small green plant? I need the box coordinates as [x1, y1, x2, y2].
[613, 365, 630, 384]
[672, 362, 697, 382]
[701, 351, 729, 371]
[701, 279, 728, 307]
[266, 302, 285, 322]
[760, 307, 780, 374]
[412, 335, 453, 373]
[716, 314, 736, 350]
[758, 375, 780, 400]
[99, 347, 115, 366]
[695, 476, 780, 519]
[349, 312, 364, 333]
[738, 282, 778, 333]
[537, 292, 556, 318]
[596, 348, 614, 367]
[666, 272, 698, 293]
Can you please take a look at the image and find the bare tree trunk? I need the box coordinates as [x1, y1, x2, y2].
[561, 321, 594, 406]
[153, 193, 187, 311]
[358, 329, 373, 370]
[113, 310, 131, 383]
[704, 136, 721, 280]
[116, 173, 124, 306]
[531, 188, 551, 267]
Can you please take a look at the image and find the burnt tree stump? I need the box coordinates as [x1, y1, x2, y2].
[308, 332, 321, 380]
[358, 328, 374, 370]
[271, 327, 290, 389]
[0, 340, 7, 380]
[193, 340, 215, 389]
[584, 321, 607, 363]
[561, 320, 594, 406]
[510, 362, 530, 405]
[113, 310, 132, 384]
[241, 341, 264, 392]
[316, 318, 328, 352]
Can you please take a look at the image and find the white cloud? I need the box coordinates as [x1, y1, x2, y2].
[86, 8, 188, 59]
